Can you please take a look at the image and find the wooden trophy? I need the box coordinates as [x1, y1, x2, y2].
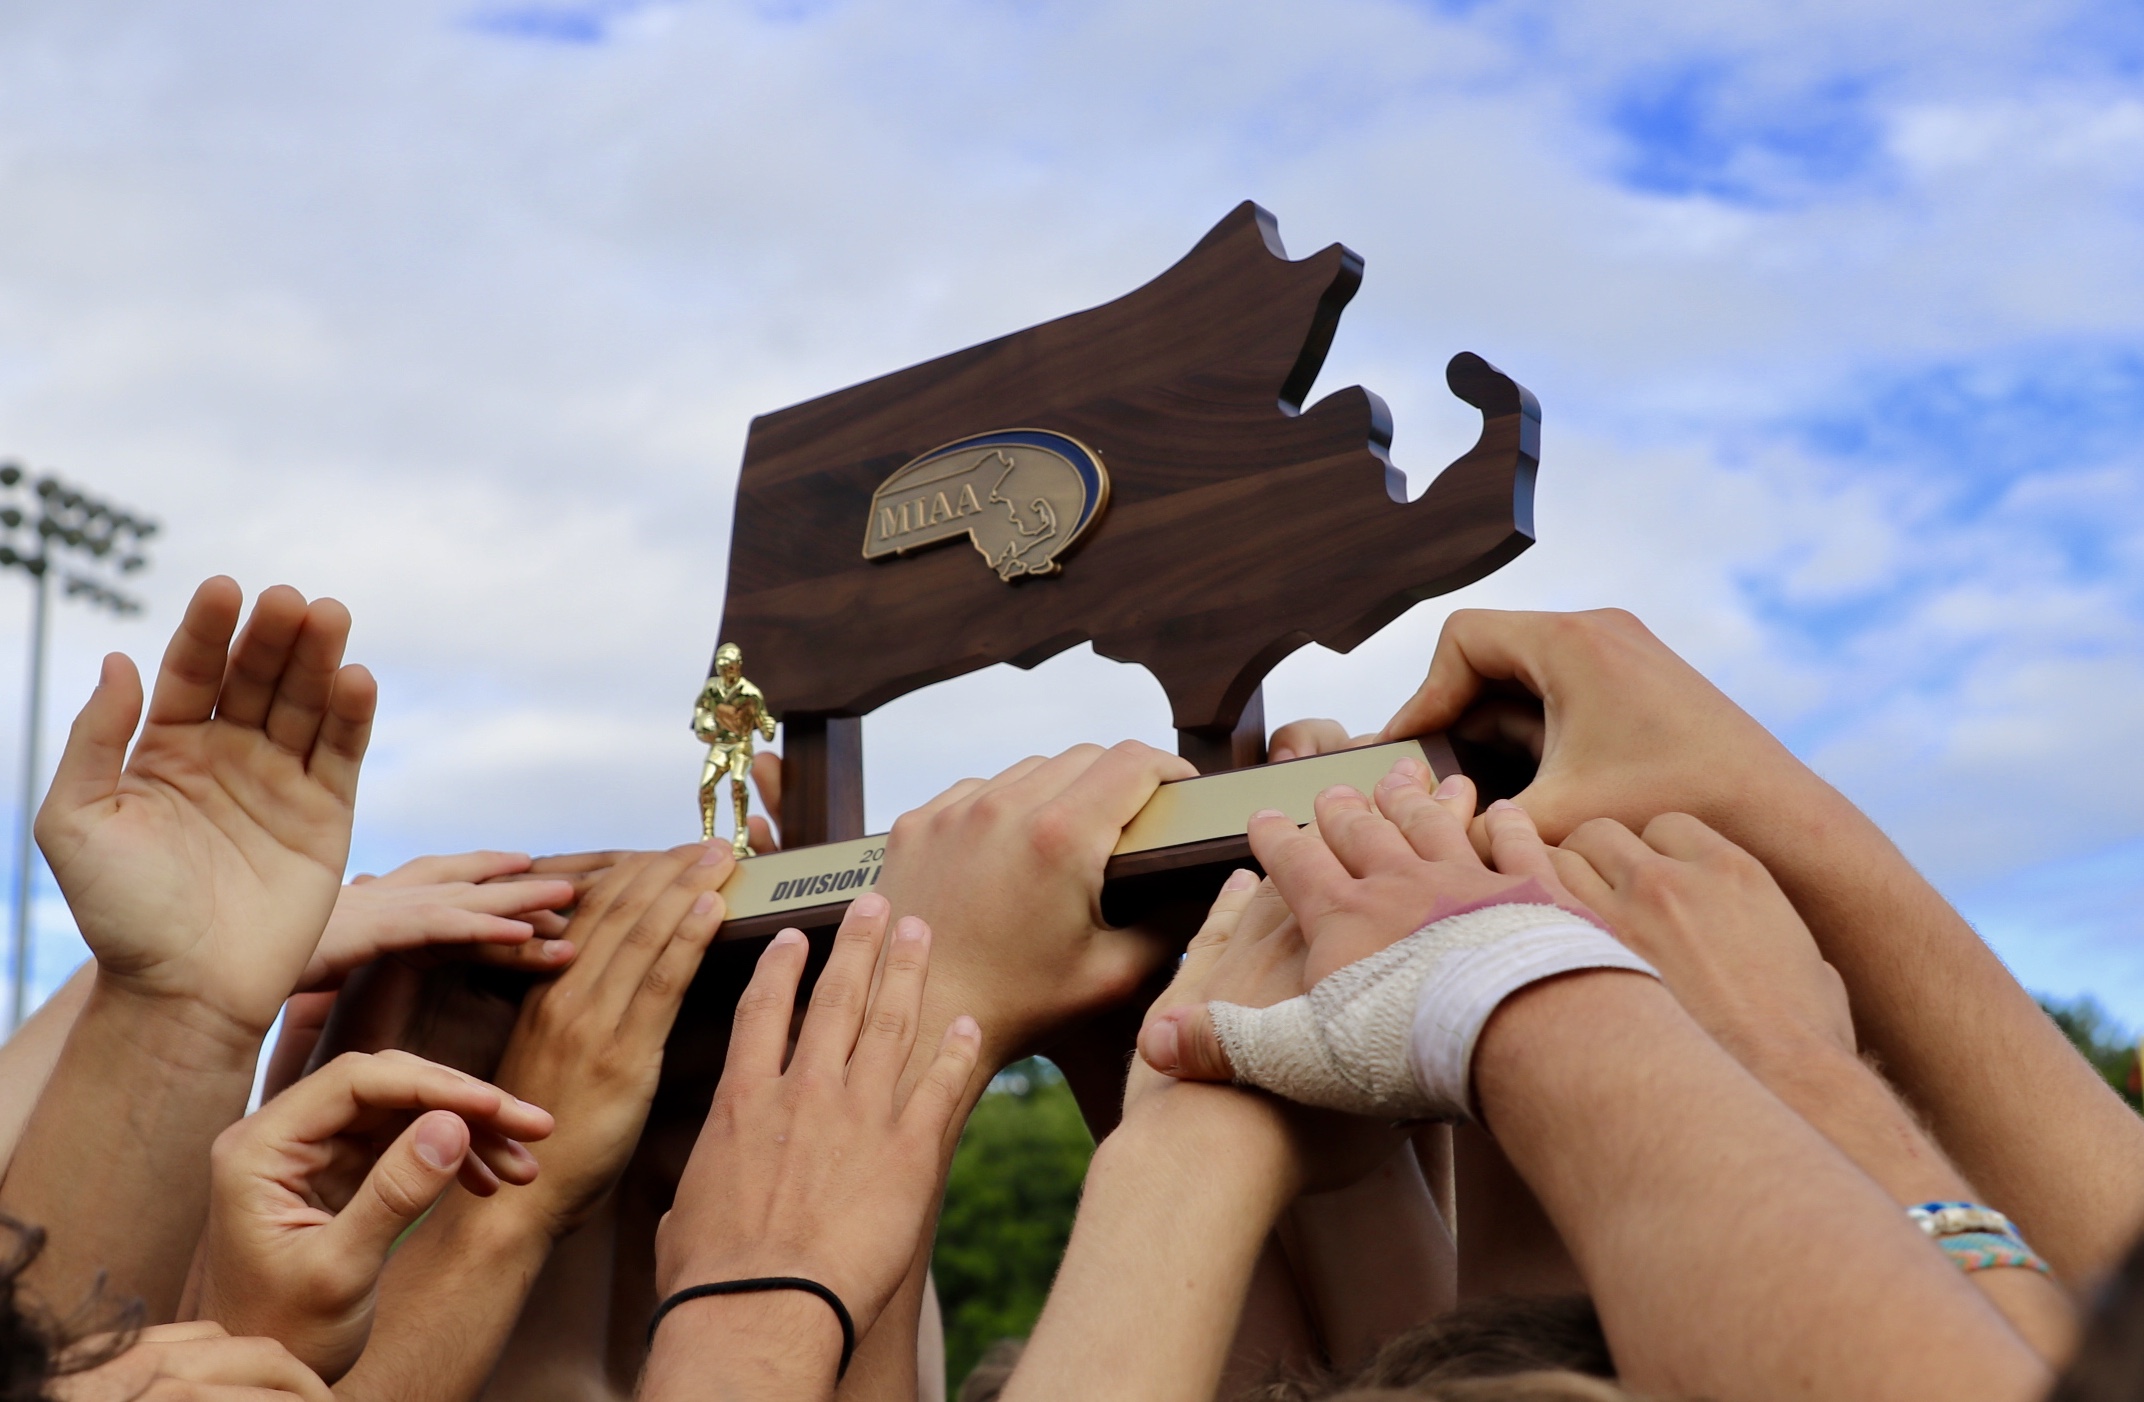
[580, 200, 1548, 1382]
[706, 199, 1541, 936]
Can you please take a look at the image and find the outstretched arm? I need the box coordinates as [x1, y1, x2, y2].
[4, 578, 374, 1318]
[642, 903, 979, 1402]
[1480, 967, 2048, 1402]
[1005, 875, 1397, 1402]
[1550, 810, 2078, 1362]
[1145, 780, 2051, 1402]
[335, 844, 729, 1402]
[0, 962, 93, 1175]
[832, 740, 1196, 1401]
[1381, 607, 2144, 1286]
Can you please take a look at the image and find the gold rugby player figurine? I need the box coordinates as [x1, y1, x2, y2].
[692, 643, 777, 854]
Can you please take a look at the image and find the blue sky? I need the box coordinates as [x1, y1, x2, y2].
[0, 0, 2141, 1027]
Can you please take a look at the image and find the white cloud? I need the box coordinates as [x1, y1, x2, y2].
[0, 0, 2141, 1011]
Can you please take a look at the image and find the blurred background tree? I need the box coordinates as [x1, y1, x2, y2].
[2042, 994, 2143, 1113]
[933, 1057, 1092, 1397]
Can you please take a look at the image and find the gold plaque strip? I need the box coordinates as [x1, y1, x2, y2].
[716, 740, 1434, 926]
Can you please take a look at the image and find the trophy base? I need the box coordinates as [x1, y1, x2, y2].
[714, 736, 1459, 942]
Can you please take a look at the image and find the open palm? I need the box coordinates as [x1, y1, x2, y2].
[35, 578, 376, 1037]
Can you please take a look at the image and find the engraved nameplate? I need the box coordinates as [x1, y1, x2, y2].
[716, 739, 1436, 936]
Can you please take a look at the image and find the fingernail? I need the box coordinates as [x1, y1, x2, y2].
[1320, 785, 1361, 803]
[951, 1015, 980, 1041]
[1433, 775, 1465, 800]
[1488, 798, 1518, 812]
[541, 939, 573, 960]
[1268, 747, 1295, 763]
[850, 891, 888, 918]
[503, 1139, 536, 1168]
[691, 892, 715, 916]
[1140, 1017, 1180, 1072]
[772, 927, 806, 947]
[1223, 868, 1258, 892]
[1249, 808, 1287, 823]
[696, 843, 726, 865]
[414, 1116, 462, 1170]
[894, 916, 926, 943]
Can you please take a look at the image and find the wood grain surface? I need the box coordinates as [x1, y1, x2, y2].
[720, 201, 1538, 835]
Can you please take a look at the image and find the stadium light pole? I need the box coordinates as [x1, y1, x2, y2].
[0, 464, 154, 1030]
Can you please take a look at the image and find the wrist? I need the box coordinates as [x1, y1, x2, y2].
[1717, 765, 1893, 897]
[425, 1182, 567, 1267]
[654, 1242, 815, 1302]
[84, 971, 264, 1071]
[1734, 1022, 1862, 1098]
[1742, 1038, 1974, 1205]
[1104, 1080, 1300, 1209]
[643, 1288, 842, 1400]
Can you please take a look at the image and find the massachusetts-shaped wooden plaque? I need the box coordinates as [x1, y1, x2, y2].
[717, 201, 1540, 842]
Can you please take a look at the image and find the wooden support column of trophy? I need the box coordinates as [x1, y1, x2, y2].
[698, 200, 1543, 935]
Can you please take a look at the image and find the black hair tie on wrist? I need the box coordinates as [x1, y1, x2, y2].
[647, 1277, 858, 1379]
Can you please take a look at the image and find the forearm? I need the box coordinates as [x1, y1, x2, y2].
[1279, 1141, 1455, 1369]
[334, 1193, 554, 1402]
[835, 1002, 997, 1402]
[1217, 1235, 1319, 1401]
[1729, 771, 2144, 1282]
[833, 1241, 931, 1402]
[642, 1291, 842, 1402]
[1747, 1036, 2078, 1364]
[0, 974, 257, 1318]
[1479, 970, 2047, 1402]
[480, 1202, 623, 1402]
[0, 962, 93, 1172]
[1003, 1087, 1295, 1402]
[1449, 1122, 1583, 1301]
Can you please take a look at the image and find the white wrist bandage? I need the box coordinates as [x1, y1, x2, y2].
[1208, 900, 1658, 1120]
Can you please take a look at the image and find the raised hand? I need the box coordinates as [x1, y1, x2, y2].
[1127, 874, 1400, 1189]
[1132, 871, 1296, 1091]
[198, 1051, 554, 1381]
[36, 577, 375, 1038]
[1137, 767, 1607, 1113]
[331, 845, 733, 1402]
[50, 1322, 333, 1402]
[5, 579, 377, 1318]
[876, 740, 1195, 1068]
[471, 842, 732, 1240]
[1242, 760, 1579, 987]
[1551, 814, 1857, 1071]
[514, 848, 632, 903]
[301, 851, 579, 991]
[1370, 609, 2144, 1291]
[1374, 608, 1810, 845]
[645, 898, 980, 1397]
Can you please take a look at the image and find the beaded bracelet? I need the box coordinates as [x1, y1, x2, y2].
[1907, 1201, 2019, 1239]
[1933, 1230, 2052, 1276]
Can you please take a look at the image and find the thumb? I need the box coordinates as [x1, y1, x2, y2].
[39, 654, 142, 825]
[321, 1111, 466, 1266]
[1139, 1005, 1236, 1082]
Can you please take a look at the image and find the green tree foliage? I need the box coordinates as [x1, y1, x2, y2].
[933, 1058, 1094, 1397]
[2040, 994, 2142, 1112]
